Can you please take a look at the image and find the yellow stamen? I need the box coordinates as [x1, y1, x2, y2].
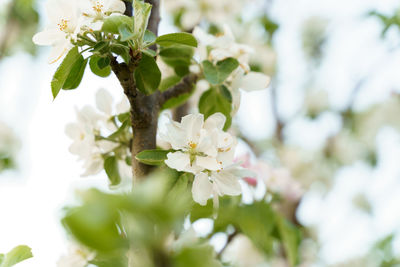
[189, 142, 197, 149]
[57, 19, 69, 32]
[92, 1, 104, 13]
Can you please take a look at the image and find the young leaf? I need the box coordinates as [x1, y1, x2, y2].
[202, 58, 239, 85]
[118, 24, 135, 42]
[134, 53, 161, 94]
[0, 245, 33, 267]
[90, 55, 111, 78]
[51, 47, 81, 98]
[275, 216, 301, 266]
[159, 75, 182, 92]
[143, 30, 156, 46]
[102, 15, 133, 34]
[135, 149, 170, 166]
[159, 46, 194, 67]
[133, 0, 152, 46]
[62, 56, 88, 90]
[104, 156, 121, 186]
[199, 87, 232, 130]
[156, 32, 198, 47]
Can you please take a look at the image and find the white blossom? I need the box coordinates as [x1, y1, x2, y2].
[193, 26, 271, 113]
[32, 0, 82, 63]
[222, 234, 267, 267]
[163, 0, 243, 30]
[161, 113, 235, 174]
[57, 243, 95, 267]
[80, 0, 126, 31]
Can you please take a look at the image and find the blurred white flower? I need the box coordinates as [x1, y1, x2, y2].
[32, 0, 82, 63]
[65, 89, 130, 177]
[57, 243, 95, 267]
[65, 106, 117, 176]
[222, 234, 266, 267]
[163, 0, 243, 30]
[193, 26, 270, 114]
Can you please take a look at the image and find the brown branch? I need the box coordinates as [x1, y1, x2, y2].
[111, 0, 161, 182]
[159, 74, 198, 106]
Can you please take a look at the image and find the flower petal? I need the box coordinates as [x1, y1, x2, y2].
[192, 172, 213, 205]
[212, 171, 242, 196]
[240, 72, 271, 92]
[165, 152, 191, 172]
[195, 156, 221, 171]
[96, 89, 113, 115]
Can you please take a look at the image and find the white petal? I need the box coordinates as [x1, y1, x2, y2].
[212, 171, 242, 196]
[65, 123, 81, 139]
[181, 114, 204, 144]
[195, 156, 221, 171]
[32, 29, 64, 46]
[48, 43, 71, 64]
[96, 89, 113, 115]
[105, 0, 126, 13]
[204, 113, 226, 131]
[192, 173, 213, 205]
[240, 72, 271, 92]
[165, 152, 191, 172]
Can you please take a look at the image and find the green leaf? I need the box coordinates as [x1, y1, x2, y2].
[198, 87, 232, 130]
[92, 41, 109, 53]
[159, 46, 194, 68]
[118, 24, 135, 42]
[108, 119, 130, 139]
[143, 30, 156, 46]
[134, 53, 161, 94]
[133, 0, 152, 46]
[159, 75, 182, 92]
[0, 245, 33, 267]
[97, 57, 111, 69]
[90, 55, 112, 78]
[110, 44, 130, 63]
[51, 47, 81, 98]
[104, 156, 121, 186]
[156, 32, 198, 47]
[102, 15, 133, 34]
[237, 202, 276, 255]
[135, 149, 170, 166]
[62, 55, 88, 90]
[202, 58, 239, 85]
[162, 92, 192, 110]
[172, 243, 221, 267]
[62, 190, 127, 252]
[275, 215, 301, 266]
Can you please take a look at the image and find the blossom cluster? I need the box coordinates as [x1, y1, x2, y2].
[65, 89, 131, 181]
[32, 0, 126, 63]
[192, 25, 271, 114]
[159, 113, 252, 206]
[163, 0, 244, 30]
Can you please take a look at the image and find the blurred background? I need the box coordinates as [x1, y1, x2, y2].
[2, 0, 400, 266]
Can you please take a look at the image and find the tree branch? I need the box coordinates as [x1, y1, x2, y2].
[111, 0, 162, 182]
[159, 74, 198, 106]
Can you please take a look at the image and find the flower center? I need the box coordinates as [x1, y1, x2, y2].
[57, 19, 69, 32]
[92, 1, 104, 13]
[189, 142, 197, 149]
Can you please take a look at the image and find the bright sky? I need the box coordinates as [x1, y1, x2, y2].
[1, 0, 400, 266]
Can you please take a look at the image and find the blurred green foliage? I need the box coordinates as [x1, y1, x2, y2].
[62, 168, 302, 267]
[0, 0, 39, 59]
